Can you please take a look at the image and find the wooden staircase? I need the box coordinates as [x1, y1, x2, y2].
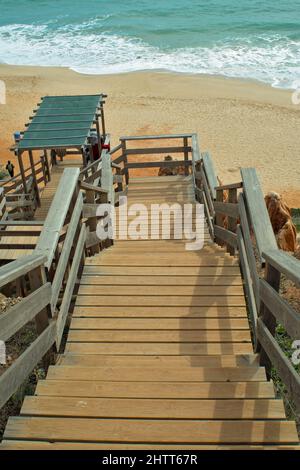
[1, 176, 299, 449]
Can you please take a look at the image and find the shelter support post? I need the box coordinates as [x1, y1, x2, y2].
[28, 150, 41, 207]
[17, 150, 27, 194]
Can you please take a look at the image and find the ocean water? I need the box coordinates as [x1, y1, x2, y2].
[0, 0, 300, 89]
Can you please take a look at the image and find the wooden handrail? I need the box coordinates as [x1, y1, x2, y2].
[35, 168, 80, 270]
[0, 253, 46, 288]
[80, 181, 108, 194]
[120, 133, 193, 141]
[215, 182, 243, 191]
[262, 249, 300, 287]
[241, 168, 277, 259]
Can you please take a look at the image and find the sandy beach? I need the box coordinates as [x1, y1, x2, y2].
[0, 64, 299, 206]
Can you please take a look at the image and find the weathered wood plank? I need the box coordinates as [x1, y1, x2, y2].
[90, 254, 238, 267]
[35, 379, 275, 399]
[0, 322, 56, 409]
[215, 182, 243, 191]
[202, 152, 218, 199]
[46, 366, 263, 382]
[78, 285, 244, 296]
[125, 146, 191, 155]
[68, 330, 251, 343]
[125, 161, 192, 169]
[213, 202, 239, 218]
[75, 295, 246, 307]
[0, 253, 46, 288]
[214, 226, 237, 249]
[237, 226, 258, 346]
[83, 266, 241, 276]
[241, 168, 277, 260]
[73, 305, 247, 318]
[56, 223, 86, 348]
[35, 168, 80, 270]
[0, 283, 52, 342]
[59, 353, 259, 368]
[260, 279, 300, 339]
[20, 396, 285, 420]
[79, 275, 243, 286]
[262, 249, 300, 288]
[51, 193, 83, 311]
[238, 193, 260, 305]
[80, 181, 108, 195]
[120, 134, 193, 141]
[70, 317, 249, 330]
[66, 342, 253, 355]
[2, 441, 299, 450]
[5, 417, 297, 444]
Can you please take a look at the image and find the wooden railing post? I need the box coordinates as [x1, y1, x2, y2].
[227, 188, 238, 255]
[28, 264, 54, 367]
[28, 150, 41, 207]
[114, 164, 124, 193]
[0, 188, 7, 221]
[43, 150, 51, 182]
[101, 150, 115, 206]
[183, 136, 189, 176]
[121, 139, 129, 185]
[258, 262, 281, 378]
[215, 188, 224, 246]
[40, 155, 47, 185]
[86, 187, 100, 255]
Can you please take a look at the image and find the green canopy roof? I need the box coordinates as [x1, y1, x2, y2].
[17, 94, 104, 151]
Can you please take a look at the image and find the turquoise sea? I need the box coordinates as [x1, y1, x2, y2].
[0, 0, 300, 88]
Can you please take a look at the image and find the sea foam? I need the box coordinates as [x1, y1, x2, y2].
[0, 22, 299, 89]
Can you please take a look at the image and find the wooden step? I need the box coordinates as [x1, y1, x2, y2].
[65, 342, 253, 355]
[35, 379, 276, 399]
[73, 305, 248, 318]
[83, 266, 240, 276]
[20, 397, 285, 420]
[58, 354, 259, 368]
[77, 285, 244, 296]
[80, 275, 243, 286]
[75, 295, 246, 307]
[86, 257, 238, 267]
[129, 176, 192, 184]
[69, 318, 249, 330]
[67, 330, 251, 343]
[1, 440, 299, 450]
[46, 366, 264, 382]
[4, 417, 298, 444]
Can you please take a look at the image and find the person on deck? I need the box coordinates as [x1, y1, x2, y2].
[6, 160, 15, 178]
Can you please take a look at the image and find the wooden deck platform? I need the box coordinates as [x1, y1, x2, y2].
[1, 176, 299, 449]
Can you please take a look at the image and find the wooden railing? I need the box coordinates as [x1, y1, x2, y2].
[193, 150, 300, 414]
[111, 134, 194, 184]
[0, 253, 53, 409]
[0, 157, 116, 410]
[79, 142, 126, 207]
[0, 155, 51, 219]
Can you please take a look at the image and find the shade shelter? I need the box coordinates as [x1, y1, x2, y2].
[14, 93, 107, 197]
